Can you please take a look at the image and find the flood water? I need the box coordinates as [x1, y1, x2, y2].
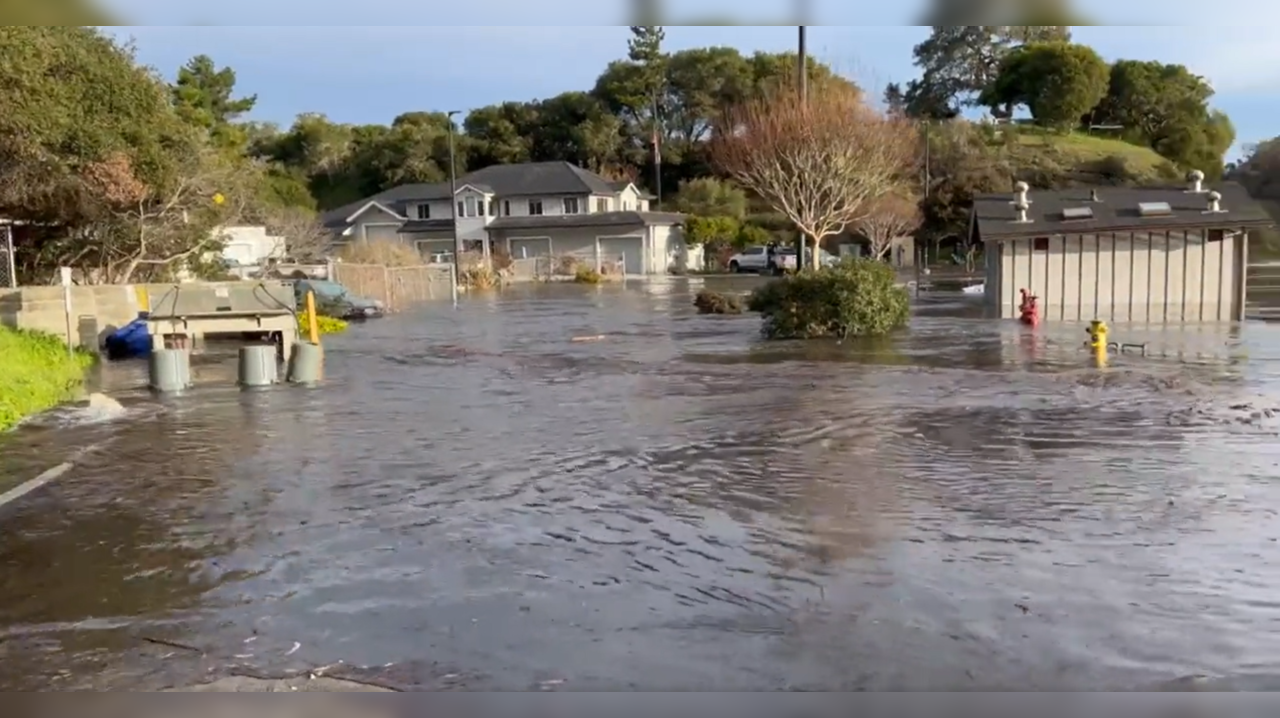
[3, 277, 1280, 691]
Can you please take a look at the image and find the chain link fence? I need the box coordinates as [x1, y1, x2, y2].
[0, 225, 15, 288]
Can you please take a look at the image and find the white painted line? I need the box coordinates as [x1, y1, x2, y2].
[0, 461, 74, 510]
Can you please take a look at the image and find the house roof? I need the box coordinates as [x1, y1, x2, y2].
[398, 219, 455, 233]
[486, 211, 685, 232]
[322, 161, 621, 228]
[971, 182, 1273, 243]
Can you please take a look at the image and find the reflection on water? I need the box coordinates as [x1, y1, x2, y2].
[3, 278, 1280, 690]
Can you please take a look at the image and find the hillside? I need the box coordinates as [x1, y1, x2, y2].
[1005, 130, 1179, 186]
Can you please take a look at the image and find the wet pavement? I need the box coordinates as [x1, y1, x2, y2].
[3, 277, 1280, 691]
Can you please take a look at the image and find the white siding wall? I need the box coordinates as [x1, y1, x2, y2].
[994, 231, 1242, 323]
[219, 226, 286, 265]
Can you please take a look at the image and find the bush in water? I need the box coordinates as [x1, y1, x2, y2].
[746, 259, 909, 339]
[0, 327, 96, 431]
[297, 311, 348, 335]
[694, 289, 744, 314]
[574, 266, 603, 284]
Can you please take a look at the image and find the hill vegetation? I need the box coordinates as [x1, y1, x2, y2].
[0, 25, 1258, 283]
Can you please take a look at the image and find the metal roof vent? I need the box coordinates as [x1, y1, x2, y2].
[1187, 169, 1205, 193]
[1204, 190, 1225, 214]
[1062, 206, 1094, 220]
[1089, 189, 1102, 202]
[1012, 181, 1030, 206]
[1137, 201, 1173, 217]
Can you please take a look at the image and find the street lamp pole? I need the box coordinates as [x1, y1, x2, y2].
[446, 110, 461, 307]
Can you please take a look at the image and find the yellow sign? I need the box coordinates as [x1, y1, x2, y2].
[212, 192, 225, 205]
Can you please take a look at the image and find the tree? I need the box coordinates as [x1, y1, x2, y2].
[883, 83, 907, 116]
[171, 54, 258, 150]
[853, 193, 922, 260]
[262, 205, 332, 262]
[904, 25, 1071, 118]
[683, 215, 740, 250]
[981, 42, 1108, 130]
[710, 78, 920, 260]
[672, 177, 747, 218]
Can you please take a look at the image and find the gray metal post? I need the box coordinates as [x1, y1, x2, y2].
[287, 341, 324, 384]
[447, 110, 461, 307]
[149, 348, 191, 392]
[238, 344, 279, 387]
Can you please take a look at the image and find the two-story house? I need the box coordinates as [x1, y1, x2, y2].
[321, 161, 695, 275]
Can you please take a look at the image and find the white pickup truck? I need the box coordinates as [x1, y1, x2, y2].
[727, 246, 797, 274]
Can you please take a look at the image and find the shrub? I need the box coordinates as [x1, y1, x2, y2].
[460, 264, 500, 289]
[0, 327, 96, 431]
[574, 265, 603, 284]
[746, 259, 909, 339]
[297, 311, 348, 336]
[336, 240, 422, 267]
[694, 289, 744, 314]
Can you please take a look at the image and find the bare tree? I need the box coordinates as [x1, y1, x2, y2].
[710, 77, 920, 259]
[853, 192, 921, 260]
[263, 205, 333, 262]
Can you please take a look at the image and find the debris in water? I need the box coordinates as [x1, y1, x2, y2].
[284, 642, 301, 656]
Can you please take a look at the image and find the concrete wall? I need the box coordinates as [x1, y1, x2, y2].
[991, 230, 1242, 323]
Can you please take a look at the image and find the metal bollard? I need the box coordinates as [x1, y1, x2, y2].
[149, 348, 191, 392]
[287, 341, 324, 384]
[238, 344, 279, 387]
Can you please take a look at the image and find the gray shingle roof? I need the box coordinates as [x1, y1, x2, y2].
[398, 219, 455, 233]
[486, 211, 684, 232]
[322, 161, 621, 228]
[971, 182, 1273, 242]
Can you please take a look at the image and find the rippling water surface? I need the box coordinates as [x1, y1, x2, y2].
[3, 277, 1280, 691]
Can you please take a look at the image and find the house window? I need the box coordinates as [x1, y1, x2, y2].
[503, 200, 511, 216]
[464, 197, 478, 217]
[622, 201, 632, 211]
[456, 201, 464, 218]
[563, 197, 580, 214]
[595, 198, 609, 213]
[416, 204, 430, 220]
[529, 200, 544, 216]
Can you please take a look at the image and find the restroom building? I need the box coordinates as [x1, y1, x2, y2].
[970, 175, 1274, 323]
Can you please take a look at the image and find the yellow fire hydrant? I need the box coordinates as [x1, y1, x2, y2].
[1086, 319, 1108, 366]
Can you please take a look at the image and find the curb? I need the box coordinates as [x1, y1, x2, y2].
[0, 461, 75, 510]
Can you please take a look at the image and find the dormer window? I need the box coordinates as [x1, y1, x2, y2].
[563, 197, 580, 214]
[416, 204, 430, 220]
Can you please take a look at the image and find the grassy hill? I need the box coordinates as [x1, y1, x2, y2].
[998, 128, 1180, 187]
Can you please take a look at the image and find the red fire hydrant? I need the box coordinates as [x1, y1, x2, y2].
[1018, 288, 1040, 327]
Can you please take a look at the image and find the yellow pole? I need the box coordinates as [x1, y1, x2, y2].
[306, 290, 320, 345]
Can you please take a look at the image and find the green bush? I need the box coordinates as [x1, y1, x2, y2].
[746, 259, 910, 339]
[574, 265, 603, 284]
[693, 289, 744, 314]
[0, 327, 96, 431]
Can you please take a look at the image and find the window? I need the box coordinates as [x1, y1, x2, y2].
[743, 247, 765, 256]
[456, 201, 464, 217]
[416, 204, 431, 220]
[563, 197, 580, 214]
[529, 200, 544, 216]
[503, 200, 511, 216]
[464, 196, 478, 217]
[595, 198, 609, 213]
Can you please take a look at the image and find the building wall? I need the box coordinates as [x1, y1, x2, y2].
[993, 230, 1242, 323]
[488, 224, 662, 274]
[219, 226, 286, 265]
[349, 205, 406, 245]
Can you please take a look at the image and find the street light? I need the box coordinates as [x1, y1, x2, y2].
[446, 110, 461, 307]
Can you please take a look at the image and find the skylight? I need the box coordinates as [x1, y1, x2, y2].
[1137, 202, 1172, 217]
[1061, 206, 1093, 220]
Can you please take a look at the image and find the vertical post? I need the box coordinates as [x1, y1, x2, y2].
[447, 110, 461, 308]
[2, 225, 15, 289]
[305, 290, 320, 344]
[59, 266, 73, 357]
[795, 24, 807, 271]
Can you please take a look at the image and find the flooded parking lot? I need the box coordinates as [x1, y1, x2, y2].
[3, 277, 1280, 690]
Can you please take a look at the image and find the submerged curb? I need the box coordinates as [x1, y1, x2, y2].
[0, 461, 74, 510]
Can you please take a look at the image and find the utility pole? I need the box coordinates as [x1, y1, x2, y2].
[446, 110, 461, 307]
[796, 24, 807, 271]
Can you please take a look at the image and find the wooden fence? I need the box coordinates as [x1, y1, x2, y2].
[331, 263, 452, 311]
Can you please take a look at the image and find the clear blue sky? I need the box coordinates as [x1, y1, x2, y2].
[100, 21, 1279, 161]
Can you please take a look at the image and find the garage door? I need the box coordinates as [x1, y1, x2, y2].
[509, 237, 552, 259]
[599, 236, 644, 274]
[363, 224, 401, 244]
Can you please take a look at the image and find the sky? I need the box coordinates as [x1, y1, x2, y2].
[97, 15, 1280, 162]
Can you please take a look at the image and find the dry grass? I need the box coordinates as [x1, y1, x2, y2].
[1005, 128, 1176, 183]
[336, 240, 423, 267]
